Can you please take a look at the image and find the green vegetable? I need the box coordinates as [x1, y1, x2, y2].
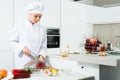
[24, 67, 36, 73]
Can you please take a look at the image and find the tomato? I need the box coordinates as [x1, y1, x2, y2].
[36, 62, 45, 69]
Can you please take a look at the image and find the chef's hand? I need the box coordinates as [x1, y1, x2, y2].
[22, 47, 31, 56]
[39, 55, 45, 63]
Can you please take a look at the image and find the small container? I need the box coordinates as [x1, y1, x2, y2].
[100, 44, 106, 53]
[106, 42, 112, 51]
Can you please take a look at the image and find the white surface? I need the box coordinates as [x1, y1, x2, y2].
[85, 5, 120, 24]
[47, 48, 60, 54]
[0, 0, 12, 51]
[0, 51, 14, 71]
[61, 0, 93, 51]
[49, 54, 120, 66]
[40, 0, 60, 27]
[14, 0, 39, 24]
[2, 72, 13, 80]
[12, 71, 93, 80]
[48, 56, 99, 80]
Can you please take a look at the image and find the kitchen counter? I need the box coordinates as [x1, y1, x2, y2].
[11, 71, 94, 80]
[47, 53, 120, 80]
[6, 53, 120, 80]
[48, 54, 120, 67]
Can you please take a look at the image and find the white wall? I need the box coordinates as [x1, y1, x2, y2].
[0, 0, 13, 51]
[40, 0, 61, 54]
[61, 0, 93, 51]
[14, 0, 38, 24]
[85, 5, 120, 24]
[0, 0, 13, 70]
[40, 0, 60, 27]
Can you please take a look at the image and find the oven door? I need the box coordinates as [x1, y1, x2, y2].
[47, 36, 60, 48]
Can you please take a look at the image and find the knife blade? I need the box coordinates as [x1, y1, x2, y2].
[29, 54, 40, 63]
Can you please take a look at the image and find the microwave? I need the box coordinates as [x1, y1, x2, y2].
[46, 28, 60, 48]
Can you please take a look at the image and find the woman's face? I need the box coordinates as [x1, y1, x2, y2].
[28, 13, 42, 24]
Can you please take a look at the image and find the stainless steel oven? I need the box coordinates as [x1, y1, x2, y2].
[47, 28, 60, 48]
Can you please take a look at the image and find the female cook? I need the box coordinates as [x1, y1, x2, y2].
[8, 2, 47, 69]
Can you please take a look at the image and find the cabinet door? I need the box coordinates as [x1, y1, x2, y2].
[40, 0, 60, 27]
[0, 0, 13, 51]
[0, 51, 14, 71]
[86, 6, 120, 24]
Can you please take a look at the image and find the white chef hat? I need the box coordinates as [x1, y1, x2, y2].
[25, 2, 44, 14]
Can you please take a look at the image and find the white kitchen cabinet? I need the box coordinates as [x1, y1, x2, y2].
[61, 0, 93, 50]
[0, 51, 14, 71]
[85, 5, 120, 24]
[47, 56, 95, 80]
[48, 54, 101, 80]
[40, 0, 60, 28]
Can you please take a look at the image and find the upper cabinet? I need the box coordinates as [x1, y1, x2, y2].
[71, 0, 120, 24]
[40, 0, 60, 28]
[85, 5, 120, 24]
[60, 0, 93, 50]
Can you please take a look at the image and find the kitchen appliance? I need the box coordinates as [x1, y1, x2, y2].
[47, 28, 60, 48]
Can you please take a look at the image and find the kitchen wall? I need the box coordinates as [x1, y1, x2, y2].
[93, 23, 120, 47]
[14, 0, 38, 24]
[40, 0, 60, 27]
[0, 0, 13, 70]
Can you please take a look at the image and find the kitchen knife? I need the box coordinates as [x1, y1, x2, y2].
[29, 54, 40, 63]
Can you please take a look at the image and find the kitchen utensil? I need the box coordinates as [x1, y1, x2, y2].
[29, 54, 40, 63]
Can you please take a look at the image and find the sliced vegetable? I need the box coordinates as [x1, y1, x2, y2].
[36, 62, 45, 69]
[24, 67, 36, 73]
[12, 69, 30, 79]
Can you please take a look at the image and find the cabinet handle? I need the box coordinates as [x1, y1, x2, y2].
[81, 66, 84, 69]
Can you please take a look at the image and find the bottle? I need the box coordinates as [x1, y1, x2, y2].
[107, 42, 112, 51]
[65, 45, 70, 54]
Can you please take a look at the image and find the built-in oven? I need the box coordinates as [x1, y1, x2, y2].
[47, 28, 60, 48]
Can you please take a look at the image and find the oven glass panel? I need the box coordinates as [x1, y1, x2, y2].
[47, 28, 60, 48]
[47, 36, 60, 48]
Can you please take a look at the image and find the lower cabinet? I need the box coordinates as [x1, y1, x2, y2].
[0, 51, 14, 71]
[100, 65, 120, 80]
[47, 57, 96, 80]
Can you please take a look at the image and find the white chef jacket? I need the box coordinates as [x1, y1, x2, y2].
[8, 19, 47, 69]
